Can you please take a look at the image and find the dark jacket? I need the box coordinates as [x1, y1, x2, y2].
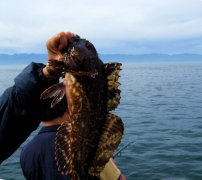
[0, 62, 57, 164]
[20, 125, 71, 180]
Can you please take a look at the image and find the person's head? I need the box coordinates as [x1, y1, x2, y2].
[39, 96, 67, 123]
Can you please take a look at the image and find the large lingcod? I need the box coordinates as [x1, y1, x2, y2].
[41, 36, 124, 180]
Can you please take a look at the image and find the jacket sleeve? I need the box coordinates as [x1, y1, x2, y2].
[0, 62, 58, 164]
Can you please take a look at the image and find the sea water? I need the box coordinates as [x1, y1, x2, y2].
[0, 62, 202, 180]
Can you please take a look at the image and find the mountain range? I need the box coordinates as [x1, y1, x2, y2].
[0, 53, 202, 65]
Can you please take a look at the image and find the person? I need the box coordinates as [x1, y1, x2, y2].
[0, 32, 74, 164]
[20, 110, 125, 180]
[1, 32, 126, 179]
[20, 109, 71, 179]
[20, 32, 126, 180]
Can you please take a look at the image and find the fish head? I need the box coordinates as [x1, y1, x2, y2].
[62, 36, 101, 72]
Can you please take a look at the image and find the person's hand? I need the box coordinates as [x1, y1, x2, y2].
[43, 32, 74, 79]
[46, 32, 74, 61]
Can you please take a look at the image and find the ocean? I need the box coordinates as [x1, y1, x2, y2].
[0, 61, 202, 180]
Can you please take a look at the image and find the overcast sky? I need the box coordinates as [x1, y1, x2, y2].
[0, 0, 202, 54]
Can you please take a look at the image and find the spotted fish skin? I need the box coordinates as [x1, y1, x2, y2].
[41, 36, 124, 179]
[55, 70, 106, 179]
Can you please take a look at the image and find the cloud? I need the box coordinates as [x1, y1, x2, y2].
[0, 0, 202, 54]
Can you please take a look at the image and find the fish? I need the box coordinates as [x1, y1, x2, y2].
[40, 36, 124, 179]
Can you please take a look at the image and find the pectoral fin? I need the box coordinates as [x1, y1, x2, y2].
[40, 82, 66, 108]
[89, 113, 124, 176]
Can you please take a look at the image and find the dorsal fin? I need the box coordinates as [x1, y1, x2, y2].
[104, 63, 122, 111]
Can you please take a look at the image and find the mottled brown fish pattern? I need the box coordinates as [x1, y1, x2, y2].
[41, 36, 124, 180]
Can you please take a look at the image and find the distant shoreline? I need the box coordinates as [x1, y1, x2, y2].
[0, 53, 202, 65]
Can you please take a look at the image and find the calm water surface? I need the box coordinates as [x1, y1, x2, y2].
[0, 62, 202, 180]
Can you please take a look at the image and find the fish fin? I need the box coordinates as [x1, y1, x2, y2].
[51, 90, 65, 108]
[89, 113, 124, 176]
[104, 63, 122, 111]
[41, 82, 65, 99]
[55, 122, 74, 175]
[48, 60, 66, 71]
[40, 82, 66, 108]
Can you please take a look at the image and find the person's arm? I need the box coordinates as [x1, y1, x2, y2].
[0, 32, 74, 164]
[0, 63, 58, 164]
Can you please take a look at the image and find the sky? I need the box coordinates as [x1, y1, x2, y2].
[0, 0, 202, 54]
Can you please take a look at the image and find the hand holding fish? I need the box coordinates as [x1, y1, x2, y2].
[43, 32, 74, 79]
[47, 32, 74, 60]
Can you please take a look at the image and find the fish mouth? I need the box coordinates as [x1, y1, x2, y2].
[61, 36, 99, 73]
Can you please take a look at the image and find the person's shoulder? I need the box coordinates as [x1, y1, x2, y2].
[22, 127, 57, 156]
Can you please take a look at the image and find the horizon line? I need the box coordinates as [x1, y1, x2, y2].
[0, 53, 202, 56]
